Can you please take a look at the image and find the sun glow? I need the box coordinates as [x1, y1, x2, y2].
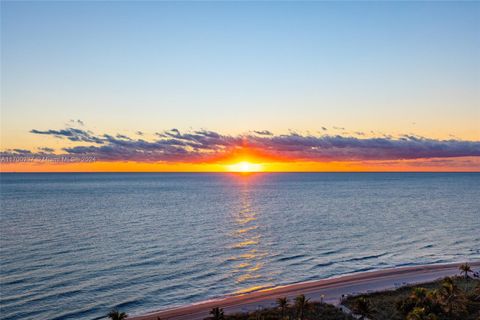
[227, 161, 263, 173]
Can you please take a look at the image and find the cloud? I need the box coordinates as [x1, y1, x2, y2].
[6, 127, 480, 164]
[30, 128, 104, 144]
[11, 149, 32, 155]
[115, 134, 132, 140]
[38, 147, 55, 153]
[253, 130, 273, 136]
[68, 119, 85, 126]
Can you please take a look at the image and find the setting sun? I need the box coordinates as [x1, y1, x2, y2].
[227, 161, 263, 173]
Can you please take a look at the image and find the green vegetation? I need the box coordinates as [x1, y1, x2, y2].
[111, 265, 479, 320]
[351, 297, 375, 320]
[206, 296, 353, 320]
[344, 276, 480, 320]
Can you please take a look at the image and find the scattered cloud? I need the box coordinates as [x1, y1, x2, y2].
[115, 134, 132, 140]
[8, 126, 478, 164]
[11, 149, 33, 155]
[30, 128, 104, 144]
[253, 130, 273, 136]
[68, 119, 85, 126]
[38, 147, 55, 153]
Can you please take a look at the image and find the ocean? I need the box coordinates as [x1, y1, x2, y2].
[1, 172, 479, 319]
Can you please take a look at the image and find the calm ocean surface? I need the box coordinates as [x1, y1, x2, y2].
[1, 173, 479, 319]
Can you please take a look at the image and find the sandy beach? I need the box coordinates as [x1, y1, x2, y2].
[130, 261, 480, 320]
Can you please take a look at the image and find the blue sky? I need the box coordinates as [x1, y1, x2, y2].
[1, 1, 479, 152]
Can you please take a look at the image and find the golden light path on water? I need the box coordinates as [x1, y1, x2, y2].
[229, 176, 273, 295]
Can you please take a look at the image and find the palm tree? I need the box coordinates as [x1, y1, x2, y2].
[276, 296, 289, 319]
[437, 277, 467, 318]
[107, 309, 128, 320]
[294, 294, 309, 320]
[209, 307, 224, 320]
[352, 297, 374, 320]
[411, 287, 429, 306]
[406, 307, 438, 320]
[459, 263, 472, 279]
[398, 286, 442, 317]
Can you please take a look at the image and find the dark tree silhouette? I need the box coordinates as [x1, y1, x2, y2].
[276, 296, 289, 319]
[294, 294, 309, 320]
[459, 263, 472, 279]
[208, 307, 225, 320]
[107, 309, 128, 320]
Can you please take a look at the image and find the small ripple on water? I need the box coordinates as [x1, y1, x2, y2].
[309, 261, 335, 271]
[320, 248, 344, 256]
[342, 252, 389, 263]
[276, 254, 307, 262]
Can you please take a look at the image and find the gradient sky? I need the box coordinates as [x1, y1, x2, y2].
[1, 1, 479, 171]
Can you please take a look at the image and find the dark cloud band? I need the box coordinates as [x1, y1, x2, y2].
[2, 127, 480, 163]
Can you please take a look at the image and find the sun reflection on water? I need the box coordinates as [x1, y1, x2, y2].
[229, 181, 273, 294]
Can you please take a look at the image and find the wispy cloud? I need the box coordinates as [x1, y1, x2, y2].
[30, 128, 104, 144]
[2, 126, 479, 164]
[253, 130, 273, 136]
[69, 119, 84, 126]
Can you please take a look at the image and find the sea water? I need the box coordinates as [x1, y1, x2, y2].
[1, 173, 479, 319]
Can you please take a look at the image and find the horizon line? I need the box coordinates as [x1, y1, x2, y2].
[1, 171, 480, 174]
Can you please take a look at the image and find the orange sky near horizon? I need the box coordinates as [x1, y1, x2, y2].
[2, 130, 480, 172]
[2, 156, 479, 173]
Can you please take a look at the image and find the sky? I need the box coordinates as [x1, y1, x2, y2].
[1, 1, 479, 172]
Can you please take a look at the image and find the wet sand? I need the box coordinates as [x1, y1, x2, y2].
[130, 261, 480, 320]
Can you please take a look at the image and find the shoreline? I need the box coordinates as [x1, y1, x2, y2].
[129, 261, 480, 320]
